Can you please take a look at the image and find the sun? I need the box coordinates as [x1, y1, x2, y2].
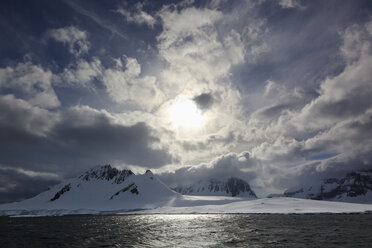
[168, 99, 206, 129]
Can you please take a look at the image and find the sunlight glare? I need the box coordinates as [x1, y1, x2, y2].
[168, 99, 206, 129]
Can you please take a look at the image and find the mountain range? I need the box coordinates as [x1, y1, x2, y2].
[1, 165, 372, 216]
[0, 165, 256, 214]
[284, 170, 372, 203]
[173, 177, 257, 198]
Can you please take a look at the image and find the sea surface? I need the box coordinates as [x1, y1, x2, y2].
[1, 214, 372, 247]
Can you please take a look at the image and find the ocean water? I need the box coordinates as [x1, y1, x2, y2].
[1, 214, 372, 247]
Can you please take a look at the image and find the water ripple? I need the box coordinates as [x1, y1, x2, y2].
[1, 214, 372, 247]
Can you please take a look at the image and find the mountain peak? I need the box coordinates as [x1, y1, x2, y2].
[145, 170, 154, 179]
[79, 164, 134, 184]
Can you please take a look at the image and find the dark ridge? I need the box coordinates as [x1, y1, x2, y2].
[50, 184, 71, 201]
[284, 188, 304, 197]
[226, 177, 257, 197]
[114, 170, 134, 184]
[110, 183, 139, 200]
[78, 164, 134, 184]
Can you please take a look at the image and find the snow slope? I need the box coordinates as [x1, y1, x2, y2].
[130, 197, 372, 215]
[1, 197, 372, 216]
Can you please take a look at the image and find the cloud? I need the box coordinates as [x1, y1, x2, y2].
[56, 55, 164, 110]
[159, 152, 258, 187]
[193, 93, 214, 111]
[339, 21, 372, 62]
[293, 22, 372, 132]
[0, 62, 60, 108]
[53, 107, 173, 169]
[237, 20, 372, 193]
[277, 0, 304, 9]
[247, 20, 372, 144]
[63, 0, 128, 40]
[102, 57, 164, 110]
[47, 26, 90, 56]
[0, 95, 57, 136]
[303, 109, 372, 156]
[0, 166, 61, 204]
[58, 57, 103, 87]
[271, 151, 372, 191]
[157, 6, 244, 85]
[117, 3, 156, 28]
[1, 0, 372, 202]
[0, 96, 174, 182]
[149, 2, 269, 165]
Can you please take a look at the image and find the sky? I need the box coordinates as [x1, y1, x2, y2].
[1, 0, 372, 203]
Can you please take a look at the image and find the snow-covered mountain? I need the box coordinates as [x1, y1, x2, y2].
[0, 165, 178, 211]
[173, 177, 257, 198]
[284, 170, 372, 203]
[1, 165, 372, 216]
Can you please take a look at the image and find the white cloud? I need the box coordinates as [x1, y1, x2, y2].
[277, 0, 304, 9]
[47, 26, 90, 56]
[235, 20, 372, 193]
[295, 40, 372, 132]
[247, 20, 372, 144]
[157, 6, 245, 96]
[157, 7, 238, 85]
[159, 151, 258, 187]
[0, 166, 61, 179]
[58, 57, 103, 87]
[55, 55, 164, 111]
[0, 62, 60, 108]
[143, 2, 271, 167]
[156, 3, 267, 101]
[117, 5, 156, 28]
[102, 57, 164, 111]
[340, 22, 372, 62]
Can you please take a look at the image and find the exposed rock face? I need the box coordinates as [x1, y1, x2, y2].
[110, 183, 139, 199]
[173, 177, 257, 198]
[50, 184, 71, 201]
[284, 170, 372, 202]
[115, 170, 135, 184]
[79, 164, 134, 184]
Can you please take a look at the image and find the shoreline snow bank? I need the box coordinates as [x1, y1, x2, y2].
[1, 197, 372, 217]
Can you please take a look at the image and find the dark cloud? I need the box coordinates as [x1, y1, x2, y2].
[193, 93, 214, 111]
[0, 167, 61, 204]
[0, 96, 173, 184]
